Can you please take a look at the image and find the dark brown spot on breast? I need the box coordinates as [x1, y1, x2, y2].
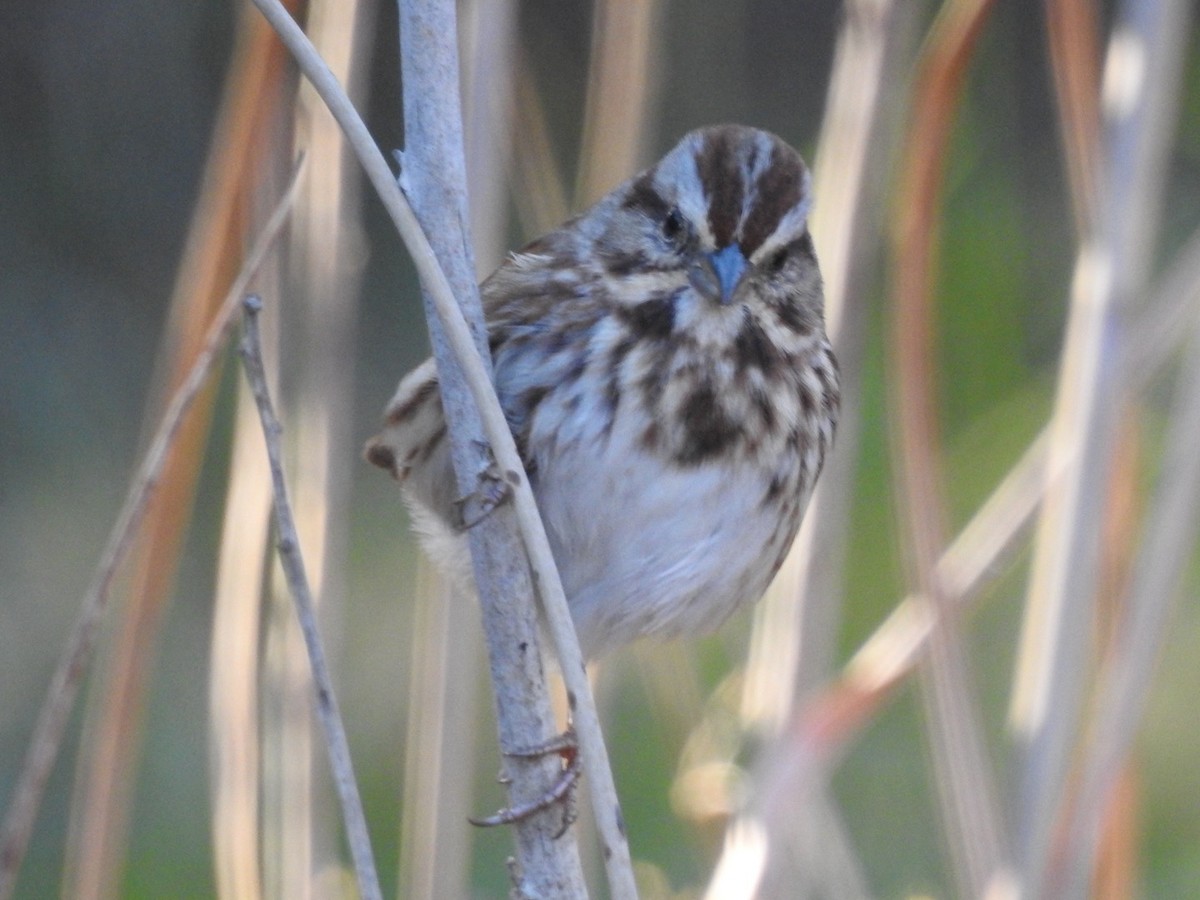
[762, 472, 786, 506]
[618, 293, 676, 341]
[752, 386, 776, 432]
[773, 293, 814, 336]
[734, 309, 782, 374]
[608, 334, 636, 370]
[640, 420, 660, 450]
[564, 348, 589, 383]
[520, 385, 549, 417]
[601, 374, 622, 437]
[798, 382, 816, 418]
[677, 382, 739, 465]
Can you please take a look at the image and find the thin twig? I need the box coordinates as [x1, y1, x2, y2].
[237, 296, 381, 900]
[246, 1, 635, 895]
[0, 160, 305, 900]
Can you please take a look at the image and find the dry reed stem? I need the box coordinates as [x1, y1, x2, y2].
[575, 0, 663, 205]
[890, 0, 1009, 891]
[1009, 0, 1192, 890]
[209, 381, 273, 900]
[0, 163, 304, 900]
[398, 570, 481, 900]
[511, 51, 570, 237]
[1045, 0, 1103, 234]
[804, 210, 1200, 759]
[1063, 286, 1200, 894]
[61, 9, 300, 896]
[258, 0, 370, 889]
[396, 0, 587, 892]
[461, 0, 518, 277]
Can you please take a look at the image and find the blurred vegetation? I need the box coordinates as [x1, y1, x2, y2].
[2, 0, 1199, 897]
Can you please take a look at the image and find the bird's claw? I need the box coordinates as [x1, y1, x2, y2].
[452, 465, 510, 531]
[469, 728, 580, 838]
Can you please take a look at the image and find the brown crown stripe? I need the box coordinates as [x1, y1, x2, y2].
[741, 142, 805, 256]
[622, 171, 670, 220]
[694, 128, 744, 249]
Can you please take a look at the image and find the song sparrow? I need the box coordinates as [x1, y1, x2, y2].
[367, 124, 838, 659]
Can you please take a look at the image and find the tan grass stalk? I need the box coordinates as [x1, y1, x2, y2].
[239, 297, 382, 900]
[0, 163, 304, 900]
[58, 9, 301, 897]
[510, 52, 570, 237]
[575, 0, 664, 205]
[396, 568, 482, 900]
[208, 379, 273, 900]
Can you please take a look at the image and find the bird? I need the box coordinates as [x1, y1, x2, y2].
[367, 124, 839, 661]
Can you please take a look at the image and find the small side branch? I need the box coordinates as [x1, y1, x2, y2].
[237, 297, 382, 900]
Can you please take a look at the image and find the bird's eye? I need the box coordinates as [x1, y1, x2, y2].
[663, 208, 685, 243]
[767, 246, 789, 273]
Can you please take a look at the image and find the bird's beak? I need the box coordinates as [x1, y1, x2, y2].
[689, 244, 748, 305]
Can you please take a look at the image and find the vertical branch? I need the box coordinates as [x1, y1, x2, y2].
[262, 0, 371, 888]
[208, 378, 272, 900]
[395, 1, 588, 894]
[890, 0, 1009, 893]
[396, 1, 515, 893]
[1007, 0, 1192, 892]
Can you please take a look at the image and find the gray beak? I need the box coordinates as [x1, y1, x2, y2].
[689, 244, 748, 305]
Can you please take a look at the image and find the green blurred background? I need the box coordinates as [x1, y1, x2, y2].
[2, 0, 1199, 896]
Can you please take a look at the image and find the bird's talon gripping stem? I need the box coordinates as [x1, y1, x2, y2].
[469, 728, 580, 837]
[452, 466, 510, 531]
